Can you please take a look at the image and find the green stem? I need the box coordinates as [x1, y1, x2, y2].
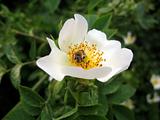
[11, 29, 46, 43]
[32, 74, 48, 91]
[5, 60, 36, 74]
[22, 60, 36, 66]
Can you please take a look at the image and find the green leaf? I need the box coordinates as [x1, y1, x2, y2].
[105, 15, 112, 29]
[55, 107, 78, 120]
[49, 80, 65, 98]
[103, 29, 117, 39]
[10, 64, 22, 89]
[41, 104, 54, 120]
[2, 103, 35, 120]
[78, 105, 106, 116]
[29, 40, 36, 60]
[44, 0, 60, 13]
[97, 78, 122, 95]
[22, 101, 42, 116]
[20, 85, 45, 106]
[79, 115, 108, 120]
[98, 94, 108, 115]
[79, 87, 98, 106]
[108, 84, 136, 104]
[19, 86, 45, 116]
[93, 14, 112, 30]
[4, 45, 21, 64]
[113, 105, 135, 120]
[63, 113, 79, 120]
[85, 14, 98, 29]
[88, 0, 103, 12]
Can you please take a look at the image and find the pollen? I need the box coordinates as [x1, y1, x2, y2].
[67, 41, 105, 70]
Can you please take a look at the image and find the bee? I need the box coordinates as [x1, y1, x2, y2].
[74, 50, 86, 63]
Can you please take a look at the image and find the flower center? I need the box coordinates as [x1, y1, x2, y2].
[67, 41, 106, 70]
[151, 79, 160, 86]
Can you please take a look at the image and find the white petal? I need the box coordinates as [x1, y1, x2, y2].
[58, 14, 88, 52]
[150, 75, 160, 90]
[86, 29, 106, 42]
[36, 38, 68, 81]
[86, 29, 121, 50]
[97, 67, 125, 82]
[107, 48, 133, 68]
[98, 48, 133, 82]
[154, 85, 160, 90]
[47, 37, 57, 50]
[86, 29, 106, 48]
[62, 66, 111, 80]
[147, 92, 160, 104]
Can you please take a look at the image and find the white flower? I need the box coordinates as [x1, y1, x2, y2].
[146, 92, 160, 104]
[123, 32, 136, 45]
[121, 99, 134, 109]
[150, 74, 160, 90]
[36, 14, 133, 82]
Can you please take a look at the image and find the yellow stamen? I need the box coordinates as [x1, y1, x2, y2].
[67, 41, 105, 70]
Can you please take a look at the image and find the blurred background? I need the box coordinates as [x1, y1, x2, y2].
[0, 0, 160, 119]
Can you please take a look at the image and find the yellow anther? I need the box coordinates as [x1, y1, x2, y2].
[68, 41, 105, 69]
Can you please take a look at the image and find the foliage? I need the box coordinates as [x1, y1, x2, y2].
[0, 0, 160, 120]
